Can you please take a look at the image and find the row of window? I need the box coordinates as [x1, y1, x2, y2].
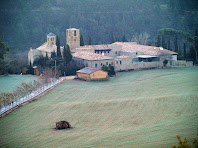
[67, 31, 77, 36]
[95, 62, 110, 68]
[95, 51, 110, 54]
[48, 38, 55, 41]
[116, 61, 122, 65]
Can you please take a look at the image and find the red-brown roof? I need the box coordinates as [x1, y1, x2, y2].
[112, 42, 177, 56]
[73, 51, 113, 61]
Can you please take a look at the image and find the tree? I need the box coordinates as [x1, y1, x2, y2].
[110, 33, 115, 43]
[163, 59, 168, 67]
[122, 35, 127, 42]
[27, 62, 34, 74]
[0, 40, 9, 60]
[51, 51, 56, 59]
[162, 35, 166, 49]
[131, 32, 150, 45]
[183, 43, 186, 59]
[172, 135, 191, 148]
[80, 34, 84, 46]
[88, 36, 92, 45]
[63, 44, 72, 65]
[187, 32, 198, 63]
[56, 36, 61, 58]
[174, 35, 178, 52]
[156, 35, 161, 47]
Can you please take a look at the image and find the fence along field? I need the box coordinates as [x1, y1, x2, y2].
[0, 77, 63, 116]
[0, 67, 197, 147]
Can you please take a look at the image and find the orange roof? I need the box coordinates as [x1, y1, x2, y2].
[73, 51, 113, 61]
[112, 42, 177, 56]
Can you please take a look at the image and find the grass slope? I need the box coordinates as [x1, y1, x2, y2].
[0, 75, 37, 93]
[0, 67, 198, 147]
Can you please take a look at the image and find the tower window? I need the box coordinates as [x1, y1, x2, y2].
[120, 61, 122, 64]
[95, 63, 97, 68]
[74, 31, 76, 36]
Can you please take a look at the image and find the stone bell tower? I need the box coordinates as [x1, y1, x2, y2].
[66, 28, 80, 51]
[47, 32, 56, 46]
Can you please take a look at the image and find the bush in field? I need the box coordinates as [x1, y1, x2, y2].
[172, 134, 198, 148]
[163, 59, 168, 67]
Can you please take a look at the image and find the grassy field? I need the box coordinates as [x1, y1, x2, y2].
[0, 75, 38, 93]
[0, 67, 197, 148]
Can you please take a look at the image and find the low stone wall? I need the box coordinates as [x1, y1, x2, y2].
[173, 60, 193, 67]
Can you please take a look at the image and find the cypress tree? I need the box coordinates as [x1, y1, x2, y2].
[162, 35, 166, 48]
[88, 37, 92, 45]
[56, 36, 61, 58]
[63, 44, 72, 65]
[156, 35, 161, 47]
[183, 43, 186, 59]
[80, 35, 84, 46]
[174, 35, 178, 52]
[110, 33, 115, 43]
[122, 35, 127, 42]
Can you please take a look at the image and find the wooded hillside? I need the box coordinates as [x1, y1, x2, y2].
[0, 0, 198, 56]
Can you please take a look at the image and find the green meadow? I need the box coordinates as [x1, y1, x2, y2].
[0, 75, 37, 93]
[0, 67, 198, 147]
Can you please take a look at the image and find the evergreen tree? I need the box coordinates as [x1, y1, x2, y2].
[122, 35, 127, 42]
[51, 51, 56, 59]
[88, 37, 92, 45]
[183, 43, 186, 59]
[80, 35, 84, 46]
[167, 38, 171, 50]
[63, 44, 72, 65]
[156, 35, 161, 47]
[56, 36, 61, 58]
[174, 35, 178, 52]
[162, 35, 166, 48]
[110, 33, 115, 43]
[28, 62, 34, 74]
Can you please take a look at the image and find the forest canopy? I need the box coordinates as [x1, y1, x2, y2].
[0, 0, 197, 58]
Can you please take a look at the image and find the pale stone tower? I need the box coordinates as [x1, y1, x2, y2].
[47, 32, 56, 46]
[66, 28, 80, 51]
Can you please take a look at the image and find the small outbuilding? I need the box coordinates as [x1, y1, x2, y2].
[77, 67, 108, 81]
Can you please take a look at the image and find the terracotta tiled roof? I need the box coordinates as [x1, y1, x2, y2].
[73, 51, 113, 61]
[112, 42, 177, 56]
[77, 67, 100, 74]
[114, 55, 130, 59]
[37, 42, 57, 52]
[80, 44, 111, 51]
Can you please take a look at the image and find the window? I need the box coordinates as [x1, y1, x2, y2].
[108, 51, 109, 53]
[101, 51, 103, 54]
[106, 62, 108, 65]
[95, 63, 97, 68]
[104, 51, 106, 53]
[136, 52, 138, 55]
[86, 63, 88, 67]
[116, 61, 118, 64]
[120, 61, 122, 64]
[74, 30, 76, 36]
[115, 52, 117, 54]
[101, 63, 103, 66]
[74, 39, 76, 42]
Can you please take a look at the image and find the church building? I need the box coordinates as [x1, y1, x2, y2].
[28, 28, 182, 72]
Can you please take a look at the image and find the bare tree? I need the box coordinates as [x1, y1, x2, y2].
[131, 32, 150, 45]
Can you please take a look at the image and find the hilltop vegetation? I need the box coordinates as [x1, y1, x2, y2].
[0, 0, 198, 55]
